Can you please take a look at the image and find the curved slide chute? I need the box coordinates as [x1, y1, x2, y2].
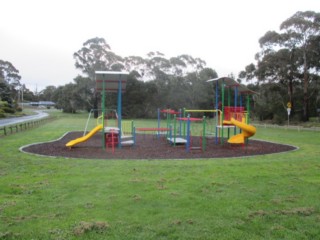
[227, 118, 256, 144]
[66, 124, 103, 148]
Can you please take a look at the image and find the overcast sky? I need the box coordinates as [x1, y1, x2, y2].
[1, 0, 319, 92]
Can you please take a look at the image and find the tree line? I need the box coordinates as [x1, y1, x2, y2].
[239, 11, 320, 122]
[1, 11, 319, 122]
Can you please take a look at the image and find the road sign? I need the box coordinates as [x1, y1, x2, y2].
[287, 108, 291, 116]
[287, 102, 292, 108]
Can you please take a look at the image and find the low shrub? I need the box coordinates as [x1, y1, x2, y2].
[3, 106, 15, 114]
[0, 109, 5, 118]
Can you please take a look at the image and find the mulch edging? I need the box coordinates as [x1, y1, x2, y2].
[20, 131, 297, 160]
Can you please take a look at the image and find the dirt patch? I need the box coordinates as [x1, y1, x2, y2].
[248, 207, 315, 219]
[73, 221, 109, 236]
[21, 132, 297, 160]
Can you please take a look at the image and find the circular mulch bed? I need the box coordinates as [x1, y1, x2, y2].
[21, 132, 297, 160]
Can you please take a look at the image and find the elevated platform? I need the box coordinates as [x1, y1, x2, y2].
[167, 137, 187, 145]
[121, 140, 134, 146]
[216, 125, 236, 129]
[104, 127, 119, 133]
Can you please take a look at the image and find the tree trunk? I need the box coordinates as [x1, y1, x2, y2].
[302, 50, 309, 122]
[288, 48, 294, 112]
[93, 93, 99, 118]
[288, 76, 294, 117]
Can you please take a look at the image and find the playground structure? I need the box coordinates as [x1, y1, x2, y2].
[207, 77, 257, 144]
[175, 116, 206, 152]
[65, 124, 103, 148]
[65, 74, 257, 153]
[164, 77, 257, 149]
[224, 118, 256, 144]
[134, 109, 175, 140]
[66, 71, 134, 149]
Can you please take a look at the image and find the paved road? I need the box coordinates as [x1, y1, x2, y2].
[0, 110, 49, 127]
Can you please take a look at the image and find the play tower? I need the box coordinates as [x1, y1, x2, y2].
[207, 77, 257, 144]
[95, 71, 129, 149]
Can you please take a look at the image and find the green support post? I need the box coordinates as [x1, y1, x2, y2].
[202, 116, 206, 151]
[227, 86, 231, 139]
[102, 79, 106, 149]
[246, 95, 250, 124]
[166, 109, 170, 138]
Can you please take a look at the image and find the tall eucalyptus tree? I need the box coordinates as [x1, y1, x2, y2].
[241, 11, 320, 121]
[73, 37, 124, 115]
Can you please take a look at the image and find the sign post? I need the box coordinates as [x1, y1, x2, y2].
[287, 102, 291, 126]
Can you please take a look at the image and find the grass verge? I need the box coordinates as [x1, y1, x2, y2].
[0, 112, 319, 239]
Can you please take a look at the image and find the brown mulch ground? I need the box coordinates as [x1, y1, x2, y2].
[21, 131, 297, 160]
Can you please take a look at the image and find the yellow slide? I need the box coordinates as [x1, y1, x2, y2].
[66, 124, 103, 148]
[227, 118, 256, 144]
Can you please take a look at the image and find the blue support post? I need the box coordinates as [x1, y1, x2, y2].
[247, 94, 250, 124]
[157, 108, 160, 139]
[234, 86, 238, 135]
[215, 80, 219, 110]
[221, 81, 225, 144]
[173, 114, 176, 146]
[235, 86, 238, 108]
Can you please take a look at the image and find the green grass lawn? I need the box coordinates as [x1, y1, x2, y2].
[0, 112, 319, 239]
